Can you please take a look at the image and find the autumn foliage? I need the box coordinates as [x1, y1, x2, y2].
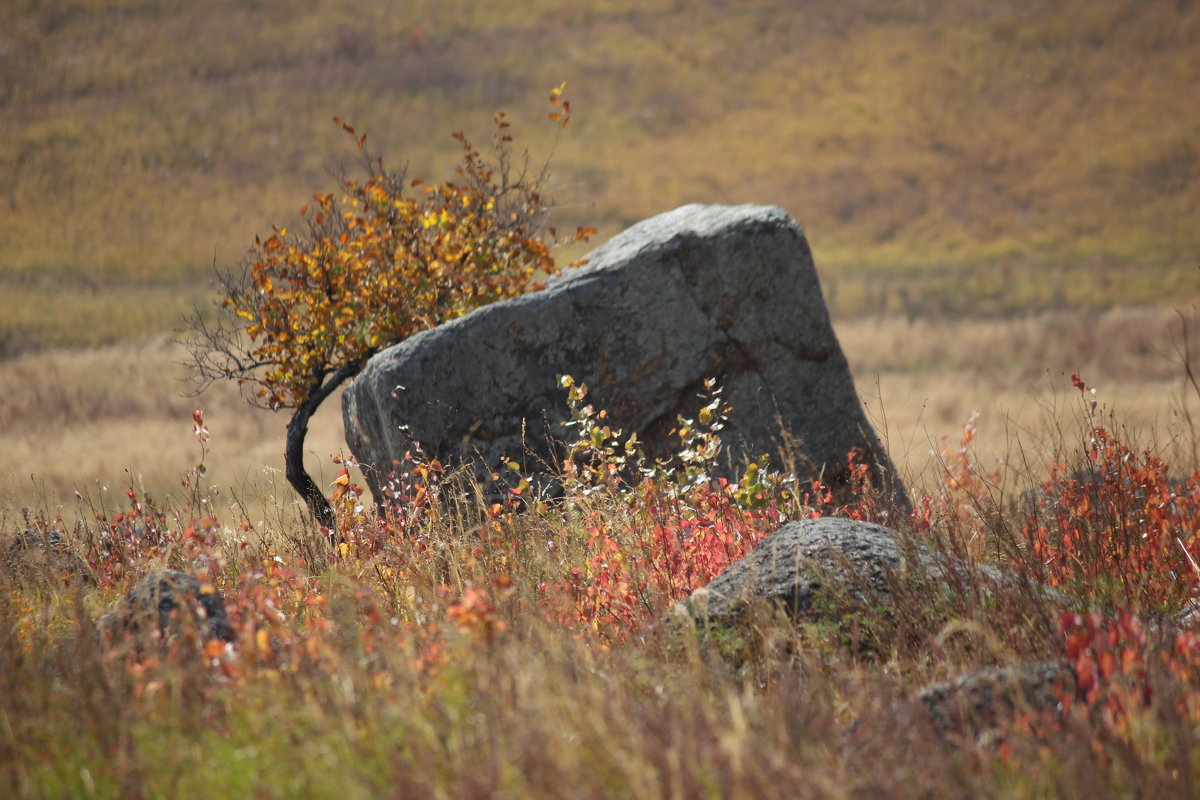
[1022, 375, 1200, 612]
[549, 378, 783, 640]
[9, 368, 1200, 795]
[187, 86, 593, 526]
[231, 106, 570, 411]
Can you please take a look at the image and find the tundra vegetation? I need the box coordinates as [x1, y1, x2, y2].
[4, 1, 1200, 797]
[5, 108, 1200, 794]
[5, 360, 1200, 797]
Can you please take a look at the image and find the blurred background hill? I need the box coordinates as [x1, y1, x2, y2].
[2, 0, 1198, 514]
[3, 0, 1198, 352]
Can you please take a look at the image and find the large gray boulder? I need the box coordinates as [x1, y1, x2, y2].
[343, 204, 908, 511]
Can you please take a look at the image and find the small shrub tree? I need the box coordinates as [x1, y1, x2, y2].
[1022, 376, 1200, 613]
[186, 86, 592, 531]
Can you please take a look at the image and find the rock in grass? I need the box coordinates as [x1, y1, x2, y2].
[1012, 464, 1192, 520]
[675, 518, 913, 627]
[343, 204, 908, 514]
[916, 661, 1076, 741]
[2, 528, 93, 587]
[100, 569, 234, 644]
[673, 517, 1015, 629]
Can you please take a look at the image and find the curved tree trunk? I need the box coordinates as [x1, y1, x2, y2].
[285, 401, 335, 532]
[283, 358, 371, 538]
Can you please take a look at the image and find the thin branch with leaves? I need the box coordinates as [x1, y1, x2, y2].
[182, 85, 595, 533]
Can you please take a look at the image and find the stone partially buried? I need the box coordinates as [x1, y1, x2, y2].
[343, 203, 908, 513]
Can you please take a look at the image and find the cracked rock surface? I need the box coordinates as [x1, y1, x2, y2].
[343, 204, 908, 510]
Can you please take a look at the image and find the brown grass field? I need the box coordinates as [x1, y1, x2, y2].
[3, 0, 1199, 353]
[3, 302, 1196, 529]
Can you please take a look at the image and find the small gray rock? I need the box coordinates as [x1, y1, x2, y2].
[674, 518, 915, 626]
[1012, 465, 1190, 520]
[100, 569, 234, 644]
[672, 517, 1021, 629]
[917, 661, 1075, 740]
[3, 528, 93, 587]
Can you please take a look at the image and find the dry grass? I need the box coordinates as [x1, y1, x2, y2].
[3, 304, 1195, 529]
[3, 339, 1199, 796]
[841, 303, 1200, 494]
[0, 338, 353, 527]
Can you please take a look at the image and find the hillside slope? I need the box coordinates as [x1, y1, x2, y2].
[2, 0, 1198, 351]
